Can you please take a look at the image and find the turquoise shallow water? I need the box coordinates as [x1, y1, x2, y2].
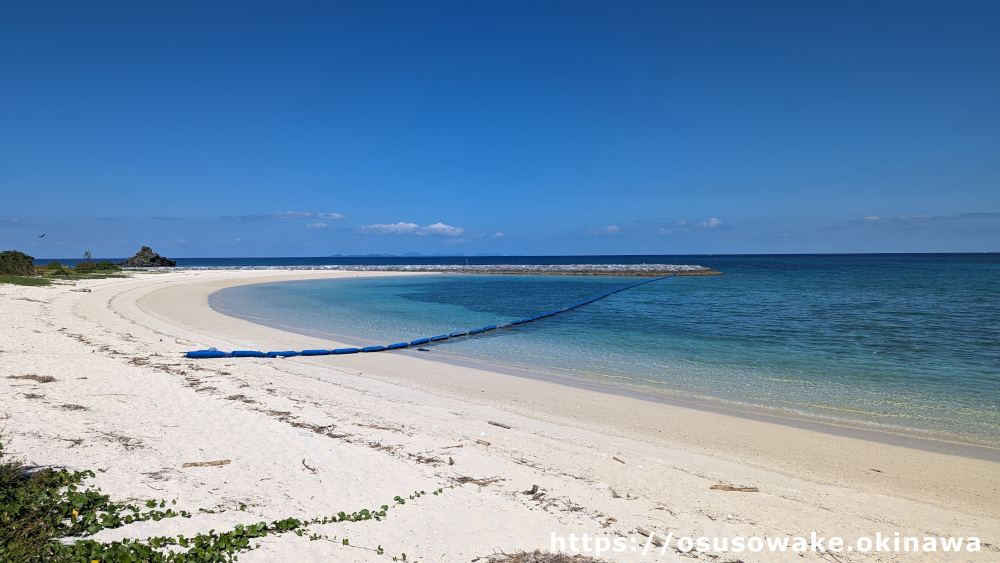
[211, 254, 1000, 445]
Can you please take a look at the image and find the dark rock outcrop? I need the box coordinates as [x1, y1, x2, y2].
[120, 246, 177, 268]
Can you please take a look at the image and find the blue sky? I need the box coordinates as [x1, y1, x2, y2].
[1, 1, 998, 258]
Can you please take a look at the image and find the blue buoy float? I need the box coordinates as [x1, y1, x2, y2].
[186, 272, 677, 359]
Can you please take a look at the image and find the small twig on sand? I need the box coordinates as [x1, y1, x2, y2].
[8, 374, 57, 383]
[487, 421, 512, 429]
[356, 423, 404, 433]
[302, 459, 317, 473]
[636, 527, 665, 547]
[612, 456, 625, 464]
[453, 475, 505, 487]
[182, 460, 231, 468]
[709, 484, 759, 492]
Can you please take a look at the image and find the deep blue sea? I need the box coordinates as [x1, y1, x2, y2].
[206, 254, 1000, 445]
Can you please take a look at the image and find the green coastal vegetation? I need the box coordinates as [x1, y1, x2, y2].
[0, 435, 444, 562]
[0, 249, 140, 287]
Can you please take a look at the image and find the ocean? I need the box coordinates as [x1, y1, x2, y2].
[207, 254, 1000, 446]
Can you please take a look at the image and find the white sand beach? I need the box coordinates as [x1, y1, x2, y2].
[2, 270, 998, 562]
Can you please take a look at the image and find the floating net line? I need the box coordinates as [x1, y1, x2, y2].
[186, 272, 677, 359]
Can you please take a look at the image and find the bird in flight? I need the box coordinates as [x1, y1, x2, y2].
[38, 233, 46, 237]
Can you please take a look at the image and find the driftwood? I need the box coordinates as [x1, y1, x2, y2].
[476, 439, 492, 446]
[636, 527, 665, 547]
[710, 484, 759, 492]
[487, 421, 512, 429]
[182, 460, 231, 468]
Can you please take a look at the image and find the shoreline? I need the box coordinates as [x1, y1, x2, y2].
[129, 264, 724, 276]
[140, 271, 1000, 512]
[3, 269, 998, 561]
[207, 274, 1000, 458]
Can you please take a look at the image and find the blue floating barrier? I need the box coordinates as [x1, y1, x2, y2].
[186, 272, 682, 360]
[186, 349, 228, 359]
[231, 350, 264, 358]
[265, 351, 299, 358]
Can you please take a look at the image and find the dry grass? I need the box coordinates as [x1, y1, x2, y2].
[8, 374, 56, 383]
[452, 475, 505, 487]
[476, 550, 607, 562]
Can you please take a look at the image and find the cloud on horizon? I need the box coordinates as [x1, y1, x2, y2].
[587, 225, 619, 235]
[656, 218, 723, 234]
[1, 218, 36, 227]
[357, 221, 465, 236]
[956, 212, 1000, 220]
[658, 220, 688, 234]
[223, 211, 346, 222]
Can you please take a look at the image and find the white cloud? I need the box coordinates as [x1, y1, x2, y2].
[266, 211, 312, 220]
[305, 222, 328, 229]
[357, 221, 464, 236]
[358, 222, 420, 235]
[658, 220, 688, 234]
[224, 211, 346, 222]
[699, 218, 723, 228]
[1, 217, 36, 227]
[419, 222, 464, 236]
[493, 232, 504, 237]
[587, 225, 620, 235]
[854, 215, 934, 225]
